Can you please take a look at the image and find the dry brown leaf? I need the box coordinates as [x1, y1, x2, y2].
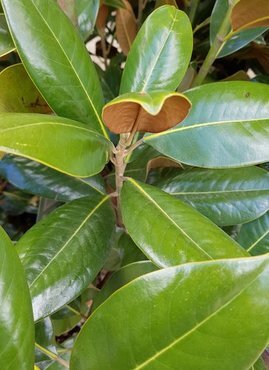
[147, 156, 182, 172]
[236, 43, 269, 73]
[102, 93, 191, 134]
[231, 0, 269, 32]
[96, 4, 109, 30]
[223, 70, 250, 81]
[116, 0, 137, 56]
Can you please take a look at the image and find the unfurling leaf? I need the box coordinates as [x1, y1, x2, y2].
[116, 0, 137, 56]
[231, 0, 269, 32]
[102, 91, 191, 133]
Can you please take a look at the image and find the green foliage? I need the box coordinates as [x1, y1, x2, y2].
[0, 1, 268, 369]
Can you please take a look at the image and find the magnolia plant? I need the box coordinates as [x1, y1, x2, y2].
[0, 0, 269, 369]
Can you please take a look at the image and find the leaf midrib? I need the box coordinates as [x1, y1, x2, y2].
[21, 0, 107, 138]
[28, 196, 109, 289]
[0, 120, 102, 135]
[134, 264, 266, 369]
[168, 189, 269, 195]
[140, 9, 177, 92]
[127, 178, 213, 260]
[144, 117, 269, 141]
[247, 228, 269, 252]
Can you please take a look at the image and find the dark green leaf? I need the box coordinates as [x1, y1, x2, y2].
[92, 261, 158, 311]
[153, 167, 269, 226]
[121, 178, 247, 267]
[237, 212, 269, 255]
[17, 195, 115, 320]
[35, 317, 56, 363]
[71, 254, 269, 370]
[0, 155, 105, 202]
[145, 82, 269, 168]
[120, 5, 192, 93]
[2, 0, 107, 136]
[118, 233, 147, 267]
[219, 27, 268, 58]
[0, 14, 15, 57]
[0, 226, 34, 369]
[0, 113, 111, 177]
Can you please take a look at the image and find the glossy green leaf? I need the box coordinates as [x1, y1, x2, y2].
[0, 155, 105, 202]
[120, 5, 192, 93]
[210, 0, 268, 58]
[0, 14, 15, 57]
[0, 226, 34, 369]
[35, 317, 56, 363]
[219, 27, 268, 58]
[153, 167, 269, 226]
[121, 178, 246, 267]
[145, 82, 269, 168]
[92, 261, 157, 311]
[71, 254, 269, 370]
[76, 0, 99, 40]
[17, 195, 115, 320]
[237, 212, 269, 255]
[2, 0, 107, 136]
[118, 233, 147, 267]
[0, 113, 110, 177]
[0, 64, 50, 113]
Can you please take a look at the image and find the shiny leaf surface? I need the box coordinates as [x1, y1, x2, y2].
[35, 317, 56, 363]
[0, 155, 105, 202]
[0, 227, 34, 369]
[102, 91, 191, 133]
[2, 0, 107, 136]
[117, 233, 147, 267]
[231, 0, 269, 32]
[0, 64, 50, 113]
[153, 167, 269, 226]
[120, 5, 192, 93]
[219, 27, 268, 58]
[0, 113, 110, 177]
[71, 254, 269, 370]
[237, 212, 269, 255]
[210, 0, 268, 58]
[121, 178, 246, 267]
[0, 14, 15, 57]
[76, 0, 99, 39]
[92, 261, 157, 311]
[145, 82, 269, 168]
[17, 195, 115, 320]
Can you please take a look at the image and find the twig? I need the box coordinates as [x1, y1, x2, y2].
[35, 343, 69, 368]
[189, 0, 200, 25]
[191, 3, 233, 87]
